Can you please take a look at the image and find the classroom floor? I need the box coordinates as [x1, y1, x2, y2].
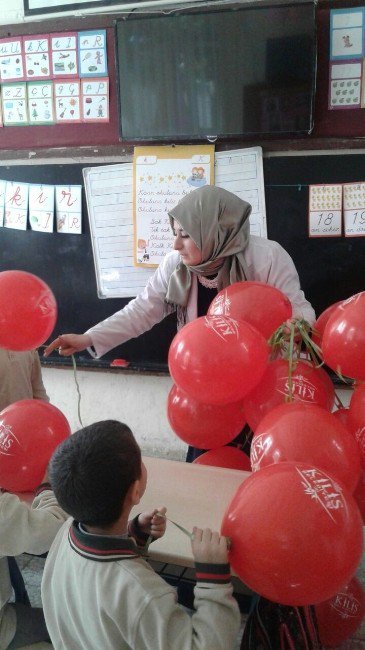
[15, 548, 365, 650]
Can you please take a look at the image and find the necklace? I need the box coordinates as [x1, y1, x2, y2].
[197, 274, 219, 289]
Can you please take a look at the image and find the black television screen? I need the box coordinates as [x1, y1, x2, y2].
[116, 1, 317, 141]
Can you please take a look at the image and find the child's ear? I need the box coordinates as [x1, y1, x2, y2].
[128, 478, 143, 506]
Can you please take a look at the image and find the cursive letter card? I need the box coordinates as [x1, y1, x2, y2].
[51, 32, 78, 78]
[2, 82, 28, 125]
[4, 181, 29, 231]
[78, 30, 107, 78]
[81, 77, 109, 122]
[55, 185, 82, 234]
[54, 79, 81, 122]
[0, 37, 24, 82]
[29, 183, 54, 233]
[27, 81, 54, 124]
[23, 34, 51, 81]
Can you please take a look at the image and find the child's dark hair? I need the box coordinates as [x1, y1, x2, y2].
[49, 420, 142, 526]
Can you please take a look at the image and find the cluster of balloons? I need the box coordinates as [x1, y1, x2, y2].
[220, 292, 365, 643]
[167, 281, 292, 468]
[0, 270, 69, 492]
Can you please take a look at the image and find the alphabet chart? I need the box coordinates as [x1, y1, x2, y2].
[343, 182, 365, 236]
[55, 185, 82, 234]
[4, 182, 29, 230]
[29, 184, 55, 232]
[0, 29, 109, 126]
[308, 184, 342, 237]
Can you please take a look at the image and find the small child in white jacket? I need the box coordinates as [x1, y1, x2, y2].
[0, 484, 67, 649]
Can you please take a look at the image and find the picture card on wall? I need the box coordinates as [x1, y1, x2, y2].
[2, 83, 29, 125]
[29, 183, 54, 232]
[329, 61, 361, 109]
[78, 30, 107, 77]
[81, 77, 109, 121]
[23, 34, 51, 80]
[55, 185, 82, 234]
[330, 8, 364, 60]
[308, 184, 342, 237]
[54, 79, 81, 122]
[343, 182, 365, 236]
[28, 81, 54, 124]
[51, 32, 78, 78]
[0, 37, 24, 81]
[4, 181, 29, 230]
[0, 180, 6, 227]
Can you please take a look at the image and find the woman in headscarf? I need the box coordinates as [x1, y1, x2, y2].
[45, 185, 314, 362]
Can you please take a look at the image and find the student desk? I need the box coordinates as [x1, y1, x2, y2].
[131, 456, 250, 568]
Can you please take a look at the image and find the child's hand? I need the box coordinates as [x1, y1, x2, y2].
[191, 527, 229, 565]
[138, 507, 167, 539]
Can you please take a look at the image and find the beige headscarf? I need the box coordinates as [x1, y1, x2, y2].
[166, 185, 252, 307]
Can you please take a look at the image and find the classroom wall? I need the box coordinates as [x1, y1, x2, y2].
[42, 365, 187, 459]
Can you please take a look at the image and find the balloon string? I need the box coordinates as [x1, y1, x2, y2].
[71, 354, 83, 428]
[154, 513, 231, 548]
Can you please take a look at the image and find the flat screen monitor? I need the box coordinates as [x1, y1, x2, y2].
[116, 1, 317, 141]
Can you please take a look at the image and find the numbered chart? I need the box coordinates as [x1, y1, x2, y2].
[343, 182, 365, 236]
[308, 184, 342, 237]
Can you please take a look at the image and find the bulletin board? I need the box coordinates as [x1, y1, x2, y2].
[0, 23, 120, 149]
[264, 152, 365, 316]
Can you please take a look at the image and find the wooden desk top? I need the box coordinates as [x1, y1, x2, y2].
[131, 456, 250, 567]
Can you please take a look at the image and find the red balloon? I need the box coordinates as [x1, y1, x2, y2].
[168, 316, 269, 405]
[353, 471, 365, 524]
[208, 281, 292, 339]
[243, 359, 335, 431]
[167, 385, 245, 449]
[193, 446, 251, 471]
[250, 402, 361, 493]
[221, 462, 363, 606]
[315, 577, 365, 647]
[311, 300, 343, 347]
[322, 292, 365, 380]
[0, 400, 71, 492]
[348, 383, 365, 469]
[332, 407, 352, 429]
[0, 271, 57, 351]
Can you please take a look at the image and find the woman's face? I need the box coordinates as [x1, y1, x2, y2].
[172, 219, 202, 266]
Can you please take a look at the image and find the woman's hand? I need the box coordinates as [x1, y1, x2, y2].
[138, 507, 167, 539]
[43, 333, 93, 357]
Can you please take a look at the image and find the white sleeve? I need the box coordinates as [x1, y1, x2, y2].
[85, 254, 176, 358]
[255, 241, 316, 325]
[0, 490, 68, 556]
[134, 582, 240, 650]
